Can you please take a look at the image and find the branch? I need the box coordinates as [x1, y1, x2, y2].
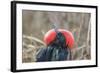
[23, 35, 46, 46]
[86, 17, 91, 45]
[76, 14, 84, 43]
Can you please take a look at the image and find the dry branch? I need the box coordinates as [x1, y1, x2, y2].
[76, 14, 84, 43]
[23, 35, 46, 45]
[86, 18, 91, 45]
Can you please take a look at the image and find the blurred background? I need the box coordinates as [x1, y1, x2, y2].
[22, 10, 91, 63]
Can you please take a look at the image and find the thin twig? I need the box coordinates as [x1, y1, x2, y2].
[76, 14, 84, 43]
[73, 44, 86, 51]
[23, 35, 46, 45]
[23, 43, 44, 49]
[86, 17, 91, 45]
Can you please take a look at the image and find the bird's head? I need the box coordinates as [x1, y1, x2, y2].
[44, 29, 74, 49]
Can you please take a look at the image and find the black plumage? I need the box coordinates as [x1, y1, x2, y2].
[36, 31, 69, 62]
